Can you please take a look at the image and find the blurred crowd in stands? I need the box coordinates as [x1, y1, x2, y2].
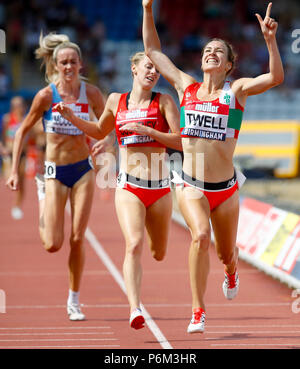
[0, 0, 300, 97]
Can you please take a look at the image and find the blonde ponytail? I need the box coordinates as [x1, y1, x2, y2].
[35, 32, 82, 83]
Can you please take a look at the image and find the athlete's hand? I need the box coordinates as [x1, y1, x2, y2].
[53, 102, 75, 121]
[142, 0, 154, 9]
[91, 139, 106, 156]
[119, 122, 149, 135]
[256, 2, 278, 40]
[6, 173, 19, 191]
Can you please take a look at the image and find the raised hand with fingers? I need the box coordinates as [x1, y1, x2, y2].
[255, 2, 278, 40]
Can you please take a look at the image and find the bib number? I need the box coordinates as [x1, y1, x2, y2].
[44, 161, 56, 179]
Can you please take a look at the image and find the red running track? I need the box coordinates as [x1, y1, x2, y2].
[0, 177, 300, 350]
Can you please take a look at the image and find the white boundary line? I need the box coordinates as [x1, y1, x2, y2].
[0, 326, 110, 330]
[1, 345, 120, 349]
[84, 227, 173, 349]
[4, 301, 291, 309]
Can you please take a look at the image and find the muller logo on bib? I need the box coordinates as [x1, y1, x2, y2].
[195, 102, 219, 113]
[126, 110, 148, 119]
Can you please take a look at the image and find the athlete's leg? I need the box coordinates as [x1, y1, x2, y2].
[145, 191, 172, 261]
[176, 186, 211, 311]
[115, 188, 146, 313]
[210, 190, 239, 275]
[41, 179, 69, 252]
[14, 156, 26, 210]
[68, 170, 95, 293]
[4, 155, 25, 218]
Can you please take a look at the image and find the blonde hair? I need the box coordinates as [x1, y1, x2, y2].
[130, 51, 146, 66]
[129, 51, 148, 78]
[35, 32, 82, 83]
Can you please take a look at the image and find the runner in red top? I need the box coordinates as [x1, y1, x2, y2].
[142, 0, 284, 333]
[115, 91, 169, 147]
[55, 51, 181, 329]
[2, 96, 27, 220]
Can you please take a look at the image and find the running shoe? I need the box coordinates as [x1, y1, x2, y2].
[130, 308, 145, 330]
[223, 270, 239, 300]
[35, 173, 45, 201]
[67, 303, 86, 321]
[187, 308, 206, 333]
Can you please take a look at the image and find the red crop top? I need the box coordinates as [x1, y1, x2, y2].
[115, 92, 169, 147]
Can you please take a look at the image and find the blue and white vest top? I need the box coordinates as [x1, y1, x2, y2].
[43, 82, 90, 136]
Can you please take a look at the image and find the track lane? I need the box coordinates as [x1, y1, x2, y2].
[1, 177, 299, 349]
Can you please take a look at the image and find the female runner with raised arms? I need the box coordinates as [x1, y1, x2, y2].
[142, 0, 284, 333]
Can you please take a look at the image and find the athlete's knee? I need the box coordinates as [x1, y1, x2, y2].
[42, 227, 64, 253]
[191, 228, 210, 251]
[151, 247, 166, 261]
[69, 234, 84, 250]
[126, 238, 143, 257]
[44, 240, 63, 253]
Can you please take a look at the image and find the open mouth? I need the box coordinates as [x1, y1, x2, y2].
[206, 57, 218, 64]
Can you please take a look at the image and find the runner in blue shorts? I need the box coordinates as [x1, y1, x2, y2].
[6, 32, 107, 321]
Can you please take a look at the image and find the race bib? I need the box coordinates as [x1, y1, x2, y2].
[181, 102, 229, 141]
[44, 161, 56, 179]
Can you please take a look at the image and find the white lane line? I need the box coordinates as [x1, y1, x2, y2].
[4, 302, 291, 309]
[0, 326, 110, 330]
[0, 332, 114, 336]
[206, 324, 300, 328]
[0, 270, 109, 276]
[4, 330, 298, 336]
[85, 227, 173, 349]
[0, 269, 260, 276]
[204, 330, 300, 334]
[0, 345, 120, 349]
[211, 343, 300, 347]
[0, 338, 118, 342]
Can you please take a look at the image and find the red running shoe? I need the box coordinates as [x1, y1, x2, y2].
[223, 270, 239, 300]
[187, 308, 206, 333]
[130, 308, 145, 330]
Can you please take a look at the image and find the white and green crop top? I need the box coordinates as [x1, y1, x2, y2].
[180, 81, 244, 141]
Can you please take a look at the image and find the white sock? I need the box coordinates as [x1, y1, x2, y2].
[67, 289, 80, 306]
[35, 175, 45, 201]
[37, 189, 45, 202]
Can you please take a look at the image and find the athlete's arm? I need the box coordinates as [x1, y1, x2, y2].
[54, 93, 116, 140]
[233, 3, 284, 99]
[120, 94, 182, 151]
[1, 113, 9, 149]
[86, 83, 106, 120]
[6, 88, 51, 190]
[142, 0, 195, 101]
